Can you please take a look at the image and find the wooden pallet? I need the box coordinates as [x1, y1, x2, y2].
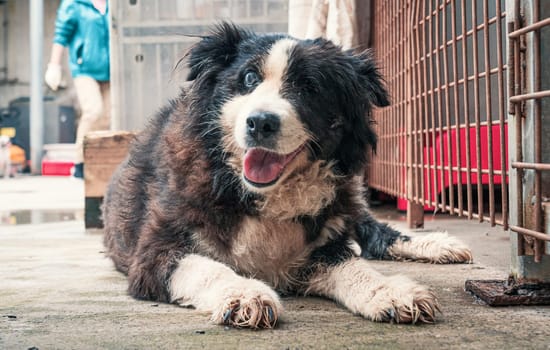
[83, 130, 135, 228]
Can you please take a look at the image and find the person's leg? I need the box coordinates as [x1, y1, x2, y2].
[97, 81, 111, 131]
[73, 76, 106, 178]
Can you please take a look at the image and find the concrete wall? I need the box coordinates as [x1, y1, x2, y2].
[0, 0, 77, 109]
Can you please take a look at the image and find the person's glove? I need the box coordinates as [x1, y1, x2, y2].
[44, 63, 62, 91]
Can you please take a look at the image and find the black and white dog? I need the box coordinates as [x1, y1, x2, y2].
[103, 23, 472, 328]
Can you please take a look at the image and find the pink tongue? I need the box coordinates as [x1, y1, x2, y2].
[243, 149, 287, 184]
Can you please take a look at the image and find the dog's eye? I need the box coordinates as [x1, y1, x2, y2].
[243, 71, 260, 88]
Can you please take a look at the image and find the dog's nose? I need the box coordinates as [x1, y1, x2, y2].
[246, 112, 280, 140]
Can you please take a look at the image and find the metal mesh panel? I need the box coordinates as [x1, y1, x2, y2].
[370, 0, 508, 225]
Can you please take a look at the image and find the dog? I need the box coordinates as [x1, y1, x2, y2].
[0, 135, 12, 179]
[103, 23, 472, 328]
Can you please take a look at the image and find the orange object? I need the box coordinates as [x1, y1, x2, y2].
[10, 144, 26, 165]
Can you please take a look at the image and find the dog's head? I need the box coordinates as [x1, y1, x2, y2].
[187, 23, 389, 193]
[0, 135, 10, 148]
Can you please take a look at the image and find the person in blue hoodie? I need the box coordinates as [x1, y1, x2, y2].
[45, 0, 109, 179]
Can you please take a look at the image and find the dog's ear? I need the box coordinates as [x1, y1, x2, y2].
[334, 49, 389, 174]
[351, 49, 390, 109]
[186, 22, 250, 81]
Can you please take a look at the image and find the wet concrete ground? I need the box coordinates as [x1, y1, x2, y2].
[1, 176, 550, 349]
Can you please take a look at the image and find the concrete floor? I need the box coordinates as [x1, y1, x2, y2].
[1, 176, 549, 349]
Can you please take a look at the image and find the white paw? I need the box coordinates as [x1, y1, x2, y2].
[390, 232, 473, 264]
[358, 275, 440, 324]
[211, 279, 283, 329]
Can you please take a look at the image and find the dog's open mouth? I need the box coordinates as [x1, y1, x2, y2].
[243, 145, 304, 187]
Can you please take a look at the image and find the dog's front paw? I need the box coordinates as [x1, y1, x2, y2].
[211, 280, 283, 329]
[390, 232, 473, 264]
[360, 275, 440, 324]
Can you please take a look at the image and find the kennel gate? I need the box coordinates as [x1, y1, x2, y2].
[368, 0, 550, 280]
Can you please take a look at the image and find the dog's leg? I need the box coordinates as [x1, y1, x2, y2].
[170, 254, 282, 329]
[356, 214, 472, 263]
[307, 257, 440, 323]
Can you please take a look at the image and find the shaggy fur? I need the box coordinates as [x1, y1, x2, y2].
[103, 23, 472, 328]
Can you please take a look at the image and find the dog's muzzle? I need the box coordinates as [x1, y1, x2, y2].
[245, 111, 280, 148]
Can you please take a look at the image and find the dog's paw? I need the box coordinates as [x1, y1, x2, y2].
[389, 232, 473, 264]
[359, 275, 440, 324]
[211, 280, 283, 329]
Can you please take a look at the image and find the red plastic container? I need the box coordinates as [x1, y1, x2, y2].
[42, 160, 74, 176]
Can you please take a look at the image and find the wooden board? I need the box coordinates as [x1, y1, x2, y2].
[83, 130, 135, 198]
[83, 130, 136, 229]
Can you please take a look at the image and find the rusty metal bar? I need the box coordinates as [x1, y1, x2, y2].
[509, 225, 550, 242]
[471, 0, 484, 222]
[508, 16, 550, 38]
[496, 0, 508, 229]
[532, 0, 543, 263]
[483, 0, 496, 226]
[512, 0, 525, 256]
[441, 1, 454, 214]
[415, 0, 424, 205]
[451, 0, 463, 217]
[462, 0, 473, 219]
[509, 90, 550, 102]
[512, 162, 550, 171]
[422, 0, 430, 207]
[433, 0, 443, 212]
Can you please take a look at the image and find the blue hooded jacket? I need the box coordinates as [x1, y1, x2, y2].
[53, 0, 110, 81]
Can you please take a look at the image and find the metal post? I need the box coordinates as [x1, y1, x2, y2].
[507, 0, 550, 281]
[29, 0, 44, 175]
[109, 0, 120, 131]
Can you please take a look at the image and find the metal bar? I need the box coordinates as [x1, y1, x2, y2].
[430, 0, 439, 211]
[414, 0, 423, 205]
[30, 0, 44, 174]
[451, 0, 463, 216]
[508, 22, 516, 115]
[433, 2, 451, 212]
[408, 0, 424, 228]
[532, 0, 543, 263]
[441, 0, 453, 214]
[509, 225, 550, 242]
[508, 16, 550, 38]
[512, 0, 525, 256]
[110, 0, 121, 130]
[496, 0, 508, 229]
[409, 0, 419, 204]
[509, 90, 550, 102]
[512, 162, 550, 171]
[422, 0, 430, 207]
[483, 0, 495, 226]
[471, 0, 484, 222]
[462, 0, 473, 219]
